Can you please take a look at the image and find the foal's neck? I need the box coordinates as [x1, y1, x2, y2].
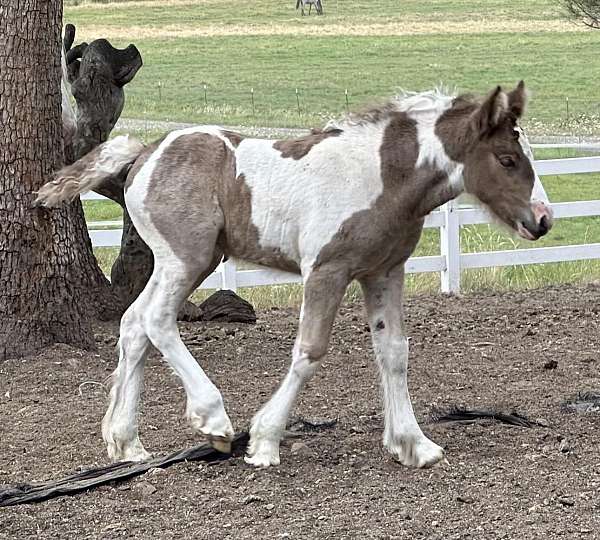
[410, 134, 465, 218]
[414, 170, 464, 218]
[414, 103, 480, 216]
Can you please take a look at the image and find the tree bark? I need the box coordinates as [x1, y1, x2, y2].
[0, 0, 111, 360]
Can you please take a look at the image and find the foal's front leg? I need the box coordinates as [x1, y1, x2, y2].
[245, 267, 348, 467]
[360, 265, 444, 468]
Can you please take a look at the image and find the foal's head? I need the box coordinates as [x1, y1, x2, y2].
[460, 82, 552, 240]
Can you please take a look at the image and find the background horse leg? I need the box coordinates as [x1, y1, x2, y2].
[360, 265, 444, 468]
[245, 266, 348, 467]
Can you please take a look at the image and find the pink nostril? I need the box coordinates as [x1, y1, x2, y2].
[531, 200, 553, 232]
[538, 215, 549, 236]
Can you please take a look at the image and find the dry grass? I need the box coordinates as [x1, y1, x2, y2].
[74, 19, 583, 41]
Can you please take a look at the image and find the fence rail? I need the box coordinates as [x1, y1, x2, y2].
[84, 152, 600, 293]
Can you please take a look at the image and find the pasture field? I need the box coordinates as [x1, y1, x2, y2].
[64, 0, 600, 301]
[2, 285, 599, 537]
[63, 0, 600, 134]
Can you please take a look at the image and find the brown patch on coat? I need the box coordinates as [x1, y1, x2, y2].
[343, 101, 399, 127]
[312, 111, 452, 279]
[434, 95, 478, 162]
[142, 133, 230, 267]
[219, 173, 300, 274]
[221, 130, 244, 147]
[273, 128, 343, 160]
[131, 132, 299, 273]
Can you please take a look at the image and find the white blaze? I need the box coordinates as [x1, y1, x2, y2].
[516, 126, 550, 205]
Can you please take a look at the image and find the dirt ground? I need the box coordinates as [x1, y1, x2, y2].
[1, 284, 600, 539]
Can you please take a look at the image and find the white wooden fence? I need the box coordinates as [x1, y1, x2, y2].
[84, 148, 600, 294]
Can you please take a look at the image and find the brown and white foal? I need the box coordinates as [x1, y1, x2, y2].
[37, 82, 552, 468]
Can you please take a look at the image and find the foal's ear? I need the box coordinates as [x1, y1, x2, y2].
[471, 86, 508, 137]
[507, 80, 529, 118]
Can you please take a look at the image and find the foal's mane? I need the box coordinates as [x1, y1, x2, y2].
[327, 88, 476, 130]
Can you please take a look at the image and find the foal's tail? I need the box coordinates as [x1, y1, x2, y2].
[35, 135, 145, 207]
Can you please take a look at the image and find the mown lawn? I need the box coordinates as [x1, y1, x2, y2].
[64, 0, 600, 133]
[65, 0, 560, 25]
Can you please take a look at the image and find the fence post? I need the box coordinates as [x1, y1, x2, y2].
[221, 259, 238, 292]
[440, 199, 461, 293]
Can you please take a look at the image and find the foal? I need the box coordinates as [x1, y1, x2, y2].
[37, 82, 552, 468]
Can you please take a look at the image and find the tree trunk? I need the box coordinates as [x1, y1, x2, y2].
[0, 0, 112, 360]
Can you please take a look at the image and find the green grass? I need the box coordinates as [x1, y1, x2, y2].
[63, 0, 600, 133]
[73, 33, 600, 132]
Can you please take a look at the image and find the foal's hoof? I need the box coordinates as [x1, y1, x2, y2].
[208, 436, 232, 454]
[244, 438, 280, 467]
[386, 436, 444, 469]
[188, 407, 235, 451]
[107, 440, 152, 463]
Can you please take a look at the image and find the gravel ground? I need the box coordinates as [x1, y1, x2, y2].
[115, 118, 309, 139]
[1, 284, 600, 539]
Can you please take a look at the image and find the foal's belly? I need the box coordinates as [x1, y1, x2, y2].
[225, 239, 302, 275]
[220, 216, 302, 275]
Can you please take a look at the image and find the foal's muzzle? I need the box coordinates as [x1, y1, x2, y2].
[517, 200, 553, 240]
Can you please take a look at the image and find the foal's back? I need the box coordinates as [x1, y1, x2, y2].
[124, 124, 389, 275]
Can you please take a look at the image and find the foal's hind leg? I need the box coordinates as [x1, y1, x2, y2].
[360, 264, 444, 468]
[103, 242, 233, 460]
[102, 281, 156, 462]
[144, 249, 234, 452]
[245, 266, 348, 467]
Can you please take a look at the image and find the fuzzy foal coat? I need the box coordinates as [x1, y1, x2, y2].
[36, 87, 551, 468]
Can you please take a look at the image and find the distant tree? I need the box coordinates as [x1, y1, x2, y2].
[563, 0, 600, 28]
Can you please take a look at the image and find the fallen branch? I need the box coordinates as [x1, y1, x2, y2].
[0, 432, 249, 507]
[432, 407, 543, 428]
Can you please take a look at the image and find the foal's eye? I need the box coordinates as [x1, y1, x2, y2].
[498, 155, 515, 168]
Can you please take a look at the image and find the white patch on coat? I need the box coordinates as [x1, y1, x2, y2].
[235, 122, 386, 273]
[397, 91, 465, 192]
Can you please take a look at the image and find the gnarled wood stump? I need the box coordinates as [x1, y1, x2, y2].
[65, 24, 255, 323]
